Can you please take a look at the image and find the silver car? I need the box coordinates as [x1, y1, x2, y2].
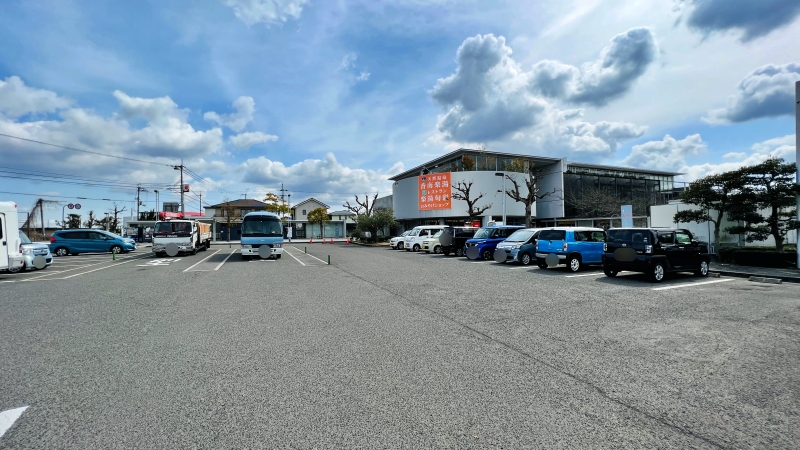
[8, 231, 53, 273]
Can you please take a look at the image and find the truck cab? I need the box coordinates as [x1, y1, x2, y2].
[0, 201, 25, 272]
[152, 216, 211, 256]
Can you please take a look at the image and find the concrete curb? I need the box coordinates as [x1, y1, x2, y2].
[710, 269, 800, 284]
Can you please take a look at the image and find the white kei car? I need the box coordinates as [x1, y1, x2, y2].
[389, 231, 411, 249]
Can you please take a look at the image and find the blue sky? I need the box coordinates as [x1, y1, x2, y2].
[0, 0, 798, 226]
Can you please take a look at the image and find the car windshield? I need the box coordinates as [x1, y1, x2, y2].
[473, 228, 494, 239]
[155, 222, 190, 234]
[242, 217, 283, 237]
[433, 230, 443, 237]
[18, 230, 32, 244]
[505, 230, 534, 242]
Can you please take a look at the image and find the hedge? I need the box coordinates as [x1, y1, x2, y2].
[718, 246, 797, 268]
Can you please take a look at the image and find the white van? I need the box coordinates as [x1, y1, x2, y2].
[403, 225, 449, 252]
[0, 201, 25, 272]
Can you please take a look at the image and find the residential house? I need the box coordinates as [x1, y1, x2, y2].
[205, 199, 268, 240]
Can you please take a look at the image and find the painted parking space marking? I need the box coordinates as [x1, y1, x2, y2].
[61, 255, 152, 279]
[15, 255, 150, 281]
[652, 278, 734, 291]
[183, 249, 221, 272]
[565, 272, 605, 278]
[0, 406, 28, 438]
[136, 259, 180, 267]
[214, 249, 238, 270]
[289, 246, 328, 265]
[282, 248, 306, 266]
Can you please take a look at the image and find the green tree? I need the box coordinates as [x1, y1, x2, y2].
[307, 207, 330, 239]
[66, 213, 81, 229]
[451, 180, 491, 221]
[357, 208, 397, 241]
[674, 169, 748, 253]
[726, 158, 800, 251]
[264, 192, 290, 218]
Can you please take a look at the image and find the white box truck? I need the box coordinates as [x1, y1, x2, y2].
[0, 201, 25, 272]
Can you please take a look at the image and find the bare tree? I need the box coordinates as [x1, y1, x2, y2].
[110, 203, 127, 233]
[84, 211, 99, 229]
[504, 160, 559, 228]
[343, 193, 379, 218]
[451, 180, 492, 221]
[219, 198, 240, 241]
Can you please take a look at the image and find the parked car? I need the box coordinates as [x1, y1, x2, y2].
[602, 228, 711, 282]
[536, 227, 606, 272]
[421, 230, 446, 254]
[464, 225, 524, 260]
[404, 225, 449, 252]
[389, 231, 411, 249]
[6, 230, 52, 273]
[441, 227, 478, 256]
[494, 228, 541, 265]
[49, 229, 137, 256]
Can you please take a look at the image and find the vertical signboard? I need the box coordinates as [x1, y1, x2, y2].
[419, 173, 452, 210]
[621, 205, 633, 228]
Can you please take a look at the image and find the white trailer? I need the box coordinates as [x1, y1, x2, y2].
[0, 201, 25, 272]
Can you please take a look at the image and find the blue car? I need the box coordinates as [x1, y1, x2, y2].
[535, 227, 606, 272]
[49, 229, 137, 257]
[464, 225, 524, 260]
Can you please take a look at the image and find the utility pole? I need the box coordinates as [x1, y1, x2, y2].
[174, 160, 185, 217]
[279, 183, 288, 203]
[198, 192, 203, 214]
[136, 184, 148, 219]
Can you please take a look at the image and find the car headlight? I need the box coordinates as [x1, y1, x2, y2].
[274, 244, 282, 248]
[22, 248, 34, 254]
[241, 244, 252, 249]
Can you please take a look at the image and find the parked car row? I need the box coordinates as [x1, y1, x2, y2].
[389, 224, 711, 283]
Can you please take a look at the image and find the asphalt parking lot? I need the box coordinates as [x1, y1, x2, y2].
[1, 243, 798, 448]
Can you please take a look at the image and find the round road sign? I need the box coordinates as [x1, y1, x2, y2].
[75, 204, 81, 209]
[32, 255, 47, 269]
[258, 245, 272, 259]
[166, 243, 180, 257]
[68, 203, 74, 209]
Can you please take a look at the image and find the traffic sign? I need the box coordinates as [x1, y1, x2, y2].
[67, 203, 74, 209]
[75, 204, 81, 209]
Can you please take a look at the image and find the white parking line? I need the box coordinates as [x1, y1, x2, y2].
[21, 255, 150, 280]
[565, 272, 604, 278]
[183, 249, 221, 272]
[60, 255, 152, 279]
[0, 406, 28, 438]
[290, 246, 328, 264]
[282, 248, 306, 266]
[213, 249, 237, 271]
[652, 279, 734, 291]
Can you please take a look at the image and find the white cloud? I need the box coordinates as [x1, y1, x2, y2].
[338, 53, 357, 71]
[203, 96, 255, 132]
[229, 131, 278, 149]
[221, 0, 308, 26]
[704, 62, 800, 124]
[429, 33, 648, 159]
[0, 76, 72, 118]
[239, 152, 400, 205]
[622, 134, 706, 172]
[529, 28, 658, 106]
[356, 71, 371, 81]
[661, 134, 795, 181]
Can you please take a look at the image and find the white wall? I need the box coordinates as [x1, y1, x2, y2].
[535, 159, 566, 219]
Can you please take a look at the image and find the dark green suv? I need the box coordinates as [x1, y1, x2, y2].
[602, 228, 711, 282]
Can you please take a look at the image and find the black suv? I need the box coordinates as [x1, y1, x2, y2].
[440, 227, 478, 257]
[602, 228, 711, 282]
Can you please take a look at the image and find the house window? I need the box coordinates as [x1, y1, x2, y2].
[302, 209, 306, 215]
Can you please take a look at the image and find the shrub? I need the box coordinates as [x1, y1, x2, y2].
[719, 246, 797, 267]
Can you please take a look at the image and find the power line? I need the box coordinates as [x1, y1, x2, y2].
[0, 132, 175, 167]
[0, 190, 131, 202]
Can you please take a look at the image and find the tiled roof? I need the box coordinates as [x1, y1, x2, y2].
[292, 197, 330, 208]
[206, 199, 267, 208]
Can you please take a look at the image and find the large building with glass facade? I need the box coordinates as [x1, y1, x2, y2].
[390, 149, 681, 230]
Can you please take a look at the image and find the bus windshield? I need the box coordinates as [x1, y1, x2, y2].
[242, 217, 283, 237]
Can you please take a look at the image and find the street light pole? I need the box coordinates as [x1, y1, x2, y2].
[495, 172, 506, 224]
[154, 190, 159, 214]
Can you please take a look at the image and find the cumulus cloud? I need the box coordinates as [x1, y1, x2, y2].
[622, 134, 707, 172]
[429, 33, 649, 158]
[0, 76, 72, 118]
[338, 53, 357, 71]
[0, 77, 225, 186]
[239, 153, 399, 204]
[705, 63, 800, 123]
[229, 131, 278, 149]
[677, 0, 800, 42]
[356, 71, 371, 81]
[203, 96, 255, 132]
[529, 28, 658, 106]
[682, 134, 796, 181]
[221, 0, 308, 26]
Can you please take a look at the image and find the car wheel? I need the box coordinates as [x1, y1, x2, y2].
[433, 245, 441, 254]
[397, 242, 404, 250]
[413, 244, 420, 252]
[537, 259, 548, 269]
[54, 247, 69, 257]
[520, 253, 532, 265]
[650, 263, 665, 282]
[242, 255, 250, 260]
[695, 260, 709, 277]
[276, 254, 281, 259]
[568, 255, 581, 272]
[110, 245, 123, 254]
[603, 268, 618, 277]
[482, 249, 492, 260]
[7, 263, 24, 273]
[456, 248, 464, 257]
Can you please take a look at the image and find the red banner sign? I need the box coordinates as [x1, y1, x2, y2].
[418, 172, 452, 211]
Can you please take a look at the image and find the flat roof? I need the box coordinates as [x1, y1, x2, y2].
[388, 148, 681, 180]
